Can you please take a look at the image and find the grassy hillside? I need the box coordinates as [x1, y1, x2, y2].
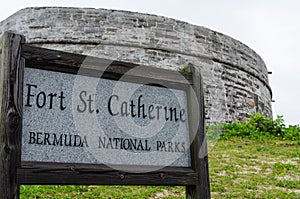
[209, 138, 299, 198]
[20, 114, 300, 198]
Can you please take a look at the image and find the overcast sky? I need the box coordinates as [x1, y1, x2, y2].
[0, 0, 299, 125]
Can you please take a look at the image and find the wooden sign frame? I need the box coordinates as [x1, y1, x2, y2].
[0, 32, 210, 199]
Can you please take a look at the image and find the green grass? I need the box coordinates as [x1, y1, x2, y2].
[208, 137, 299, 198]
[20, 185, 185, 199]
[20, 137, 300, 199]
[20, 185, 186, 198]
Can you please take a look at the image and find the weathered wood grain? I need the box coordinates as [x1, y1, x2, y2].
[186, 65, 211, 199]
[0, 32, 25, 199]
[21, 44, 193, 90]
[19, 162, 198, 186]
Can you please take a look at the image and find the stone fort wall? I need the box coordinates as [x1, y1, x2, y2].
[0, 7, 272, 123]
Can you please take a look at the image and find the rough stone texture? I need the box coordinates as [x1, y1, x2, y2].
[22, 67, 191, 167]
[0, 7, 272, 123]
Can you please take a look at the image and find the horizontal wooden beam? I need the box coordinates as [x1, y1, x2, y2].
[22, 44, 193, 89]
[19, 162, 198, 186]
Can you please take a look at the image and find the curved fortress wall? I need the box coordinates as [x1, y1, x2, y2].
[0, 7, 272, 123]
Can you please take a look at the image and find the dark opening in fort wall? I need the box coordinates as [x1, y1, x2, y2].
[0, 7, 272, 123]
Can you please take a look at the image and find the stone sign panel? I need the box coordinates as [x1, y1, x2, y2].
[22, 67, 191, 167]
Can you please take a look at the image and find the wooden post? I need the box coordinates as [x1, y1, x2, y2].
[186, 65, 211, 199]
[0, 32, 25, 199]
